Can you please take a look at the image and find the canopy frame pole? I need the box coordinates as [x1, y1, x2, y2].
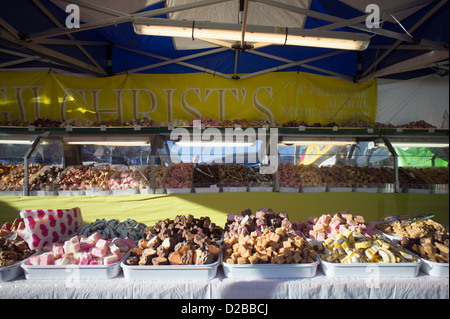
[115, 46, 232, 79]
[28, 0, 232, 41]
[253, 0, 447, 49]
[32, 0, 107, 76]
[0, 31, 104, 76]
[315, 0, 436, 31]
[241, 50, 352, 81]
[362, 0, 449, 79]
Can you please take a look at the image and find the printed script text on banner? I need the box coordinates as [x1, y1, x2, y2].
[0, 71, 377, 124]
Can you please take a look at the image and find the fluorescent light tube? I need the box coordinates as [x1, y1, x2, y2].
[281, 140, 357, 146]
[0, 139, 34, 145]
[64, 136, 150, 146]
[134, 19, 370, 51]
[380, 142, 449, 148]
[175, 141, 254, 147]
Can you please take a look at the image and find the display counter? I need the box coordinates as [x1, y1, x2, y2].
[1, 192, 449, 227]
[1, 267, 448, 299]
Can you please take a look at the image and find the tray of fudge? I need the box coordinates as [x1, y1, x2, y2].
[374, 215, 449, 277]
[121, 215, 223, 280]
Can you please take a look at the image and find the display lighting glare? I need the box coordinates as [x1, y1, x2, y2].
[379, 142, 450, 148]
[280, 139, 357, 146]
[174, 141, 255, 147]
[134, 19, 370, 51]
[0, 139, 49, 145]
[0, 139, 34, 145]
[64, 137, 150, 146]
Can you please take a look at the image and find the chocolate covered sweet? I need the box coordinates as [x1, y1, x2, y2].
[29, 165, 65, 191]
[125, 215, 223, 266]
[193, 164, 220, 188]
[224, 208, 297, 239]
[219, 164, 248, 187]
[0, 164, 44, 191]
[1, 219, 35, 267]
[165, 163, 193, 189]
[377, 219, 449, 263]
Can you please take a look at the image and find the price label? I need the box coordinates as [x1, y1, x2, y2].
[367, 128, 374, 134]
[332, 126, 338, 131]
[66, 125, 73, 132]
[396, 127, 403, 133]
[100, 125, 107, 131]
[28, 125, 35, 132]
[134, 125, 141, 131]
[298, 125, 305, 131]
[428, 128, 435, 133]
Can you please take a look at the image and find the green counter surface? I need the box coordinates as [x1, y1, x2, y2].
[1, 192, 448, 227]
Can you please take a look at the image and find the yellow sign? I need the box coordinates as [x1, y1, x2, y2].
[0, 71, 377, 124]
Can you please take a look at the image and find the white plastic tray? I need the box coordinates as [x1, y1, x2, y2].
[221, 259, 319, 279]
[58, 190, 86, 196]
[420, 258, 449, 277]
[112, 189, 139, 195]
[378, 183, 395, 193]
[319, 257, 422, 277]
[166, 188, 192, 194]
[0, 260, 26, 282]
[121, 259, 219, 280]
[21, 253, 128, 280]
[195, 186, 220, 193]
[406, 188, 431, 194]
[222, 187, 247, 192]
[85, 189, 112, 196]
[30, 190, 58, 196]
[248, 187, 273, 192]
[279, 187, 299, 193]
[327, 187, 353, 192]
[354, 187, 378, 193]
[300, 186, 326, 193]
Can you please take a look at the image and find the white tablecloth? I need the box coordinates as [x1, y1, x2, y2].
[1, 268, 448, 299]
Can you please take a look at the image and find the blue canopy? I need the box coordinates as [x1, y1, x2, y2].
[0, 0, 448, 81]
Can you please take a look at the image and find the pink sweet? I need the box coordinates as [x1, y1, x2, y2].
[59, 255, 76, 265]
[70, 236, 80, 244]
[63, 240, 80, 254]
[78, 253, 91, 265]
[123, 237, 134, 249]
[39, 252, 54, 265]
[89, 258, 103, 265]
[79, 237, 95, 250]
[88, 232, 103, 243]
[109, 243, 121, 256]
[103, 254, 118, 265]
[52, 244, 65, 259]
[30, 255, 40, 266]
[90, 246, 107, 258]
[316, 232, 325, 241]
[95, 238, 108, 249]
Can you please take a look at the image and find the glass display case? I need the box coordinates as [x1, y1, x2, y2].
[0, 126, 448, 196]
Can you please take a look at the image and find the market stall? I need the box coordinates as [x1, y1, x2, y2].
[1, 0, 449, 301]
